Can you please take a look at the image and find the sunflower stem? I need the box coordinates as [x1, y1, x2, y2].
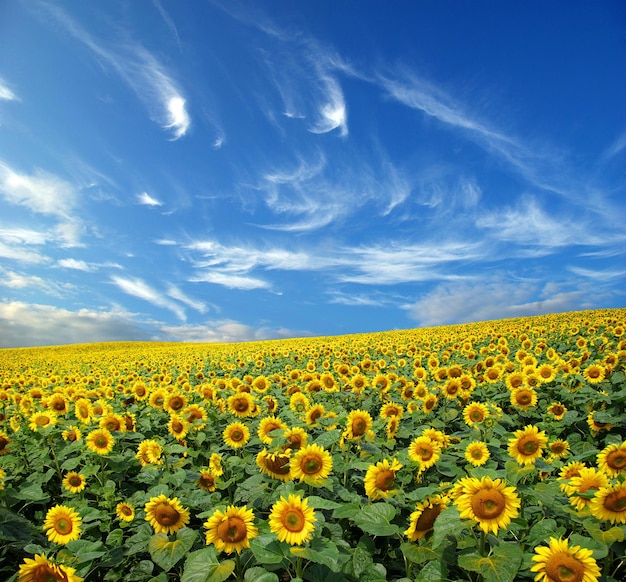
[47, 437, 63, 483]
[479, 530, 487, 557]
[234, 553, 243, 581]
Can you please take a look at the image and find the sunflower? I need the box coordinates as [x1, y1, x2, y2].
[116, 502, 135, 522]
[136, 439, 163, 466]
[536, 363, 557, 384]
[290, 443, 333, 485]
[204, 505, 258, 554]
[17, 553, 82, 582]
[463, 402, 489, 426]
[547, 402, 568, 420]
[465, 441, 490, 467]
[343, 409, 373, 440]
[510, 387, 538, 411]
[269, 494, 317, 546]
[507, 425, 547, 465]
[252, 375, 270, 393]
[74, 398, 92, 424]
[422, 393, 438, 413]
[148, 388, 167, 409]
[28, 411, 57, 432]
[62, 472, 86, 494]
[223, 421, 250, 449]
[562, 468, 610, 511]
[0, 431, 10, 455]
[282, 426, 308, 452]
[558, 461, 586, 481]
[183, 404, 208, 429]
[167, 414, 190, 440]
[85, 428, 115, 455]
[227, 392, 255, 418]
[583, 364, 605, 384]
[531, 537, 600, 582]
[61, 425, 82, 442]
[586, 411, 612, 434]
[43, 504, 82, 545]
[99, 413, 126, 433]
[132, 381, 149, 400]
[589, 482, 626, 524]
[46, 393, 69, 415]
[256, 449, 292, 482]
[505, 371, 526, 391]
[404, 495, 449, 541]
[454, 476, 520, 534]
[197, 469, 218, 492]
[289, 392, 310, 415]
[305, 404, 325, 427]
[363, 458, 403, 500]
[442, 378, 462, 399]
[597, 442, 626, 477]
[408, 435, 441, 470]
[209, 452, 224, 477]
[258, 415, 287, 444]
[386, 417, 400, 440]
[145, 494, 190, 535]
[164, 392, 188, 414]
[548, 440, 570, 460]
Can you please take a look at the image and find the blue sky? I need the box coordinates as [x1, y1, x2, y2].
[0, 1, 625, 347]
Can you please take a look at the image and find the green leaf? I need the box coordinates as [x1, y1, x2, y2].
[504, 460, 535, 485]
[400, 542, 440, 564]
[149, 528, 197, 571]
[583, 521, 625, 546]
[250, 536, 290, 565]
[332, 503, 361, 519]
[290, 537, 341, 571]
[181, 547, 235, 582]
[569, 534, 609, 560]
[352, 503, 399, 536]
[352, 545, 374, 577]
[0, 508, 34, 542]
[307, 496, 341, 510]
[11, 481, 50, 503]
[414, 559, 446, 582]
[314, 429, 341, 448]
[432, 506, 463, 549]
[243, 567, 279, 582]
[458, 543, 522, 582]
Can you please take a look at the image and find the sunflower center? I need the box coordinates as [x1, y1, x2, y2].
[171, 420, 184, 433]
[120, 505, 133, 516]
[352, 419, 367, 436]
[217, 516, 247, 543]
[32, 563, 60, 582]
[517, 392, 532, 405]
[52, 401, 66, 411]
[552, 405, 564, 415]
[517, 435, 539, 455]
[309, 409, 322, 421]
[374, 469, 395, 491]
[265, 455, 291, 474]
[419, 447, 433, 461]
[283, 509, 306, 532]
[54, 517, 73, 534]
[471, 489, 505, 519]
[231, 430, 244, 441]
[415, 504, 444, 533]
[36, 416, 51, 426]
[470, 410, 485, 422]
[154, 503, 180, 526]
[94, 435, 108, 448]
[587, 368, 600, 379]
[302, 455, 323, 475]
[471, 448, 484, 459]
[544, 553, 585, 582]
[510, 377, 523, 388]
[603, 490, 626, 512]
[606, 451, 626, 470]
[234, 400, 249, 412]
[551, 443, 567, 454]
[69, 475, 82, 487]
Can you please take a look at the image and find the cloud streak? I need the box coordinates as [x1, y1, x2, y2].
[111, 275, 187, 320]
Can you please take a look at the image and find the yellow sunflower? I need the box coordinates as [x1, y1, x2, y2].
[99, 413, 126, 433]
[548, 440, 570, 460]
[583, 364, 605, 384]
[408, 435, 441, 470]
[290, 443, 333, 485]
[531, 537, 600, 582]
[289, 392, 310, 415]
[562, 467, 609, 511]
[343, 409, 373, 440]
[223, 421, 250, 449]
[46, 393, 69, 415]
[536, 363, 557, 384]
[85, 428, 115, 455]
[136, 439, 163, 466]
[227, 392, 255, 418]
[589, 482, 626, 524]
[305, 404, 325, 426]
[28, 411, 57, 432]
[43, 504, 82, 545]
[116, 502, 135, 522]
[164, 392, 188, 414]
[380, 402, 404, 420]
[0, 431, 10, 456]
[558, 461, 586, 481]
[204, 505, 258, 554]
[547, 402, 568, 420]
[454, 476, 520, 535]
[167, 414, 190, 440]
[17, 553, 82, 582]
[404, 495, 449, 541]
[463, 402, 490, 427]
[62, 472, 86, 494]
[465, 441, 490, 467]
[507, 425, 547, 465]
[422, 393, 438, 413]
[144, 494, 190, 535]
[586, 411, 612, 434]
[73, 398, 92, 424]
[197, 469, 218, 492]
[256, 449, 292, 482]
[269, 494, 317, 546]
[258, 415, 287, 444]
[363, 458, 403, 500]
[209, 452, 224, 477]
[61, 425, 82, 442]
[510, 387, 538, 411]
[282, 426, 308, 452]
[386, 417, 400, 440]
[597, 442, 626, 477]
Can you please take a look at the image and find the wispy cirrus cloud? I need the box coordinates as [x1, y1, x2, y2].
[57, 258, 94, 272]
[136, 191, 163, 206]
[161, 319, 310, 343]
[38, 2, 191, 140]
[111, 275, 186, 320]
[0, 78, 18, 101]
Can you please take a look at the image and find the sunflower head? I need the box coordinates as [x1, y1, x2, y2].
[204, 505, 259, 554]
[531, 537, 600, 582]
[18, 553, 82, 582]
[404, 495, 449, 541]
[507, 424, 547, 465]
[144, 494, 190, 535]
[364, 458, 402, 499]
[290, 443, 333, 485]
[116, 502, 135, 522]
[269, 494, 317, 545]
[43, 504, 82, 545]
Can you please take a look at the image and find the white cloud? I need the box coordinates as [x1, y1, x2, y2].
[0, 301, 152, 348]
[57, 258, 93, 271]
[0, 241, 48, 264]
[1, 270, 46, 289]
[0, 78, 18, 101]
[160, 320, 310, 343]
[189, 271, 270, 291]
[166, 284, 208, 314]
[111, 275, 186, 320]
[567, 265, 626, 281]
[309, 74, 348, 136]
[137, 191, 163, 206]
[405, 280, 594, 327]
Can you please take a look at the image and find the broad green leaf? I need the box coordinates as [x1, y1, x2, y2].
[149, 528, 197, 571]
[352, 545, 374, 577]
[352, 503, 399, 536]
[583, 520, 625, 546]
[504, 460, 535, 485]
[569, 534, 609, 560]
[332, 502, 361, 519]
[526, 519, 565, 546]
[290, 537, 341, 571]
[181, 547, 235, 582]
[432, 506, 463, 549]
[400, 542, 440, 564]
[250, 536, 289, 565]
[314, 429, 341, 448]
[307, 495, 341, 510]
[243, 567, 279, 582]
[11, 481, 50, 503]
[458, 543, 522, 582]
[414, 559, 446, 582]
[0, 509, 34, 542]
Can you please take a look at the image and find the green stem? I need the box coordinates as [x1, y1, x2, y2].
[48, 438, 63, 482]
[479, 530, 487, 557]
[235, 553, 243, 582]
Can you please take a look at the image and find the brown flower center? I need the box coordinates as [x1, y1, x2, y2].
[68, 475, 82, 487]
[230, 429, 244, 442]
[265, 455, 291, 475]
[171, 420, 184, 434]
[414, 504, 444, 534]
[517, 435, 539, 455]
[169, 397, 185, 411]
[551, 405, 565, 416]
[36, 416, 51, 426]
[217, 516, 247, 543]
[516, 391, 532, 405]
[374, 469, 395, 491]
[351, 418, 367, 436]
[32, 563, 61, 582]
[234, 399, 249, 412]
[54, 517, 73, 535]
[544, 553, 585, 582]
[419, 446, 433, 461]
[470, 489, 505, 519]
[470, 409, 485, 422]
[606, 451, 626, 471]
[283, 509, 305, 532]
[154, 503, 180, 526]
[94, 435, 109, 448]
[120, 505, 133, 516]
[301, 454, 323, 475]
[603, 490, 626, 512]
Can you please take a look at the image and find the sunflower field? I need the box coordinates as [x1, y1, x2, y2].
[1, 308, 625, 582]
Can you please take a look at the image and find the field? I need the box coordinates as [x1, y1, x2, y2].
[1, 308, 625, 582]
